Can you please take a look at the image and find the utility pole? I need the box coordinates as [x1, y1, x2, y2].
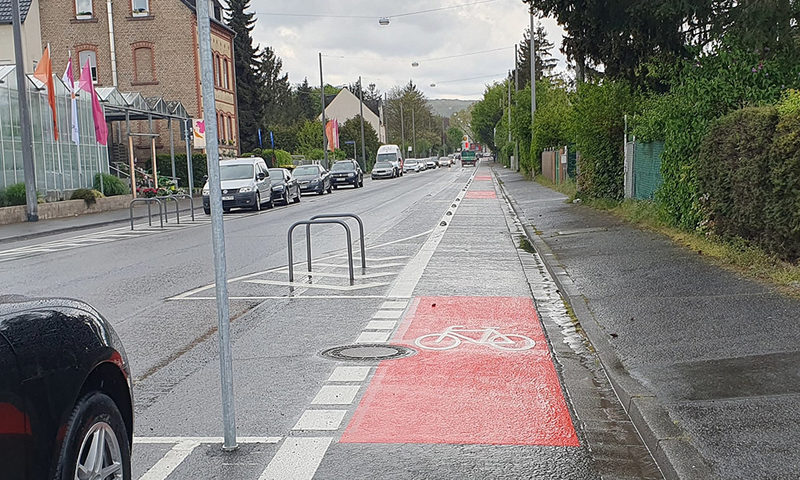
[411, 108, 416, 156]
[514, 45, 520, 172]
[507, 71, 512, 168]
[530, 8, 536, 136]
[400, 102, 405, 153]
[383, 92, 389, 143]
[319, 52, 328, 168]
[11, 0, 38, 221]
[196, 0, 236, 451]
[358, 76, 366, 171]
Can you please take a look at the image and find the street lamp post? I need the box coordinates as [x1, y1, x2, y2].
[319, 52, 328, 169]
[411, 108, 416, 156]
[400, 102, 406, 153]
[358, 76, 367, 171]
[530, 9, 536, 136]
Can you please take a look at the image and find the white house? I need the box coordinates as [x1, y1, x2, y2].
[0, 0, 43, 72]
[320, 88, 386, 143]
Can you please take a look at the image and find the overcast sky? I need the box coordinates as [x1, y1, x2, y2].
[247, 0, 567, 100]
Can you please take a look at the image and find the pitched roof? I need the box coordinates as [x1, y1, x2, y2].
[180, 0, 235, 35]
[0, 0, 33, 25]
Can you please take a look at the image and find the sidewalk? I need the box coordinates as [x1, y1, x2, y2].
[494, 165, 800, 479]
[0, 197, 201, 244]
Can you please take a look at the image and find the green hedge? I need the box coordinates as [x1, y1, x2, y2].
[94, 173, 129, 196]
[698, 100, 800, 261]
[1, 183, 27, 207]
[155, 153, 208, 188]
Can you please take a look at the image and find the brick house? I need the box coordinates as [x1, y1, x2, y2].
[38, 0, 239, 165]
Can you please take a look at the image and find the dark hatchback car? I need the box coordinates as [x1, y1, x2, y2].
[294, 164, 332, 195]
[0, 296, 133, 480]
[330, 160, 364, 189]
[268, 168, 301, 205]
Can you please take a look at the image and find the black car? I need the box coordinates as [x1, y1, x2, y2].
[269, 168, 301, 205]
[294, 164, 333, 195]
[0, 295, 133, 479]
[330, 160, 364, 189]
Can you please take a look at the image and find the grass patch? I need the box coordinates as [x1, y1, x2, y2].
[583, 198, 800, 296]
[518, 236, 536, 254]
[534, 174, 577, 199]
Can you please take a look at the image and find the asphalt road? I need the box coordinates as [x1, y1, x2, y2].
[1, 163, 663, 479]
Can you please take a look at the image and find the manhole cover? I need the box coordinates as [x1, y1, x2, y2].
[320, 344, 416, 362]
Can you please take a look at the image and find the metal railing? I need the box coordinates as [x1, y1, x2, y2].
[308, 214, 365, 271]
[129, 198, 164, 230]
[288, 219, 354, 285]
[170, 193, 195, 221]
[161, 196, 181, 224]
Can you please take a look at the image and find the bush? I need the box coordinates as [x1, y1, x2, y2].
[4, 183, 27, 206]
[155, 153, 208, 188]
[571, 81, 639, 200]
[70, 188, 104, 205]
[94, 173, 129, 196]
[766, 93, 800, 260]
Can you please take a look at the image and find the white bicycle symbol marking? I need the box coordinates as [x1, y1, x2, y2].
[414, 325, 536, 351]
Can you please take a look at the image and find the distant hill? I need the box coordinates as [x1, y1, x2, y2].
[427, 99, 475, 118]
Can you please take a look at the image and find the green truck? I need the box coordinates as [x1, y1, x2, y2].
[461, 150, 477, 167]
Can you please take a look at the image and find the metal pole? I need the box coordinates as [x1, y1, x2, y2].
[185, 119, 194, 194]
[530, 9, 536, 128]
[127, 111, 136, 198]
[358, 76, 366, 172]
[514, 46, 520, 172]
[411, 108, 416, 156]
[11, 0, 37, 221]
[169, 117, 176, 184]
[508, 72, 512, 169]
[196, 0, 237, 451]
[319, 53, 328, 169]
[383, 92, 389, 143]
[400, 102, 405, 153]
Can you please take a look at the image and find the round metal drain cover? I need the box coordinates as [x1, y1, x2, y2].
[320, 344, 416, 362]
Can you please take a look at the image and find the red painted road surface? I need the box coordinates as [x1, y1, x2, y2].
[341, 296, 579, 446]
[475, 175, 493, 181]
[465, 190, 497, 199]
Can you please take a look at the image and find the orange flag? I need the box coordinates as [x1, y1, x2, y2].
[33, 45, 59, 141]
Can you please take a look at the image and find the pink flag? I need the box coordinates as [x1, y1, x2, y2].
[62, 55, 80, 145]
[79, 59, 108, 145]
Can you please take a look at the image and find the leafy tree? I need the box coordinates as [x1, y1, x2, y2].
[258, 46, 292, 126]
[385, 81, 441, 156]
[295, 119, 324, 156]
[446, 126, 464, 152]
[339, 115, 380, 169]
[470, 82, 506, 152]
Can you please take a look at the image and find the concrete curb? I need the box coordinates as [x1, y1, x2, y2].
[495, 170, 716, 480]
[0, 204, 205, 245]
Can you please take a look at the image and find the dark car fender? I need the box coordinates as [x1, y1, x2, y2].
[0, 298, 132, 479]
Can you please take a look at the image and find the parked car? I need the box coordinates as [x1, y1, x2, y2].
[202, 157, 273, 214]
[403, 159, 422, 173]
[294, 164, 332, 195]
[438, 156, 452, 167]
[425, 158, 438, 169]
[330, 160, 364, 189]
[0, 295, 133, 480]
[376, 144, 404, 177]
[371, 161, 396, 180]
[268, 168, 301, 205]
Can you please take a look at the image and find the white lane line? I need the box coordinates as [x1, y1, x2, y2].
[170, 295, 389, 300]
[365, 320, 397, 330]
[285, 271, 396, 279]
[245, 279, 389, 291]
[258, 437, 333, 480]
[311, 385, 361, 405]
[292, 410, 348, 431]
[356, 331, 392, 343]
[381, 300, 409, 310]
[385, 172, 476, 298]
[134, 437, 281, 444]
[138, 440, 199, 480]
[312, 262, 406, 269]
[372, 310, 403, 319]
[328, 366, 371, 382]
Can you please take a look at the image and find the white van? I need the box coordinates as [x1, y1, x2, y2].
[202, 157, 273, 214]
[376, 144, 404, 177]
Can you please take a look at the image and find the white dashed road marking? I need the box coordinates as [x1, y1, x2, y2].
[292, 410, 348, 431]
[258, 437, 332, 480]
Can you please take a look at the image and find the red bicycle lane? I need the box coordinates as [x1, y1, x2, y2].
[341, 296, 579, 447]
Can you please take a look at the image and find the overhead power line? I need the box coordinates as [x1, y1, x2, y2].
[256, 0, 499, 21]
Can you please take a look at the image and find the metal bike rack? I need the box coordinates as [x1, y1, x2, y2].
[161, 196, 180, 224]
[170, 194, 195, 221]
[288, 219, 354, 285]
[129, 198, 164, 230]
[309, 213, 366, 271]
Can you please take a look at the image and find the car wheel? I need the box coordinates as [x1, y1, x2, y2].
[327, 184, 332, 193]
[223, 207, 231, 213]
[293, 189, 301, 203]
[55, 391, 131, 480]
[203, 207, 210, 215]
[253, 193, 262, 211]
[283, 191, 290, 205]
[333, 184, 338, 190]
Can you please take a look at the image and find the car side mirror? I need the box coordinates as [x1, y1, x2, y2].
[257, 172, 266, 180]
[202, 175, 208, 183]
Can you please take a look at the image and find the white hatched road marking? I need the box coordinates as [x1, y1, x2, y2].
[137, 440, 199, 480]
[381, 300, 409, 310]
[365, 320, 397, 330]
[258, 437, 332, 480]
[356, 331, 392, 343]
[311, 385, 361, 405]
[245, 279, 390, 291]
[292, 410, 348, 431]
[327, 366, 371, 382]
[372, 309, 403, 319]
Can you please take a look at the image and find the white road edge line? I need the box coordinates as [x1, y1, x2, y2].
[133, 436, 281, 444]
[258, 437, 333, 480]
[137, 440, 199, 480]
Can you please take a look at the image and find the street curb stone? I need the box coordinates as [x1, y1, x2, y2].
[495, 168, 716, 480]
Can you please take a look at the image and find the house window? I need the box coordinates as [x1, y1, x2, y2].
[132, 0, 149, 16]
[223, 58, 229, 89]
[215, 56, 222, 87]
[227, 116, 233, 143]
[78, 50, 98, 83]
[133, 46, 155, 83]
[75, 0, 93, 18]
